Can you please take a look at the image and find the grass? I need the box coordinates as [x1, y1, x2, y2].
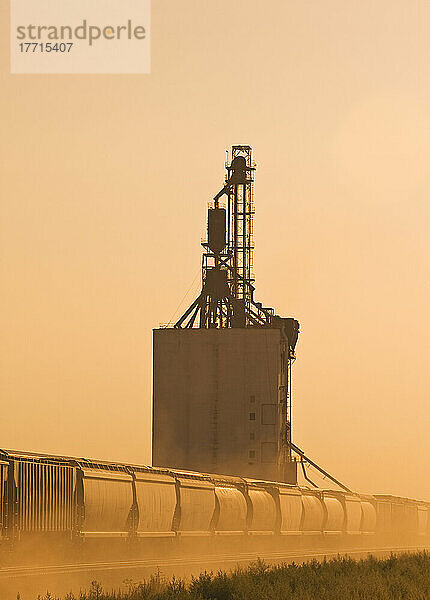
[36, 552, 430, 600]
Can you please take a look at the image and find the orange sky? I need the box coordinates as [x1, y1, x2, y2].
[1, 1, 429, 499]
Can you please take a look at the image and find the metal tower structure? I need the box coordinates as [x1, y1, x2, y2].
[175, 146, 278, 329]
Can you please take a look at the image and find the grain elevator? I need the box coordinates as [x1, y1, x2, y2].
[152, 146, 299, 483]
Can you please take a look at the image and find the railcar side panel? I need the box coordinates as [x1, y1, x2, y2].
[175, 478, 215, 535]
[404, 502, 418, 537]
[344, 495, 362, 535]
[0, 461, 8, 537]
[417, 505, 428, 537]
[79, 468, 134, 538]
[15, 461, 75, 533]
[301, 492, 324, 534]
[279, 487, 302, 535]
[213, 487, 247, 535]
[360, 499, 377, 534]
[375, 498, 392, 535]
[390, 498, 406, 535]
[134, 472, 176, 537]
[322, 494, 345, 535]
[247, 488, 277, 535]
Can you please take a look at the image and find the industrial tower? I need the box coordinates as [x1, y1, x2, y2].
[152, 146, 299, 483]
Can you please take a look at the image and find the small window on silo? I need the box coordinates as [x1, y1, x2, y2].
[249, 412, 256, 420]
[249, 450, 255, 459]
[250, 432, 255, 440]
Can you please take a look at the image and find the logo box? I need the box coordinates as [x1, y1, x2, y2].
[11, 0, 151, 74]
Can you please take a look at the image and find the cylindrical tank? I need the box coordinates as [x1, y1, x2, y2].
[208, 208, 226, 254]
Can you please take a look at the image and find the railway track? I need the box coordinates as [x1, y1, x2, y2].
[1, 544, 428, 579]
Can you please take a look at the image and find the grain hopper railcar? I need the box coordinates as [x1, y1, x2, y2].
[0, 450, 428, 559]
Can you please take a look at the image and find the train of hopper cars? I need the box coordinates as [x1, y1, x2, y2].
[0, 450, 428, 558]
